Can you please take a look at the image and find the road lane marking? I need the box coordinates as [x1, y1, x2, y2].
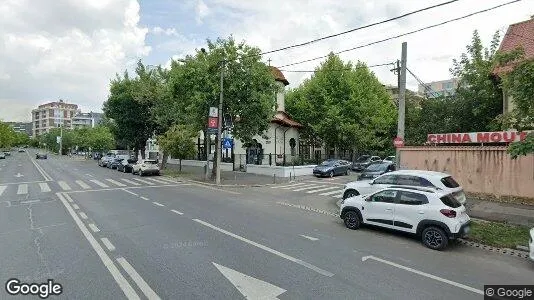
[306, 186, 339, 193]
[122, 189, 139, 196]
[170, 209, 183, 215]
[75, 180, 91, 189]
[361, 256, 483, 295]
[193, 219, 334, 277]
[277, 183, 307, 189]
[190, 183, 241, 195]
[39, 182, 51, 192]
[157, 177, 178, 183]
[120, 179, 140, 186]
[17, 184, 28, 195]
[132, 178, 155, 185]
[88, 223, 100, 233]
[319, 189, 343, 196]
[152, 202, 164, 207]
[79, 212, 88, 219]
[101, 238, 116, 251]
[72, 204, 80, 210]
[58, 181, 72, 191]
[64, 184, 189, 194]
[300, 235, 319, 241]
[116, 257, 161, 300]
[56, 193, 140, 299]
[144, 178, 168, 184]
[292, 185, 326, 192]
[28, 152, 53, 181]
[85, 173, 94, 177]
[331, 193, 343, 198]
[140, 196, 149, 201]
[0, 186, 6, 196]
[106, 179, 126, 187]
[20, 200, 40, 204]
[90, 179, 109, 188]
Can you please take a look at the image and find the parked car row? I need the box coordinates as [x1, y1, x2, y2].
[313, 155, 398, 178]
[98, 154, 160, 176]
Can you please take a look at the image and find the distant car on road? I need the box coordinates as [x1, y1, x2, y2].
[358, 161, 396, 181]
[342, 170, 466, 205]
[0, 152, 5, 159]
[132, 159, 160, 176]
[382, 156, 395, 163]
[340, 186, 471, 250]
[529, 228, 534, 262]
[117, 158, 137, 173]
[352, 155, 382, 171]
[313, 159, 351, 177]
[3, 150, 11, 156]
[36, 152, 48, 159]
[18, 148, 25, 153]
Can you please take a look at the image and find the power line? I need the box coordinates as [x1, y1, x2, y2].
[259, 0, 460, 56]
[406, 67, 440, 98]
[278, 0, 522, 68]
[279, 62, 394, 72]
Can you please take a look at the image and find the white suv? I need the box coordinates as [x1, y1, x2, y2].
[340, 186, 471, 250]
[342, 170, 466, 205]
[132, 159, 160, 176]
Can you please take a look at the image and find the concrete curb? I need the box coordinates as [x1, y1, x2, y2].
[163, 175, 299, 188]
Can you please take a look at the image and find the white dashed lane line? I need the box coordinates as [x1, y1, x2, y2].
[152, 202, 164, 207]
[170, 209, 183, 215]
[101, 238, 116, 251]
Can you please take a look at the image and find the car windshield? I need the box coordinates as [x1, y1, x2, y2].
[365, 163, 389, 172]
[356, 156, 370, 162]
[320, 160, 336, 166]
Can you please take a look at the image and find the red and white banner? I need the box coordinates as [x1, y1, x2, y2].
[427, 131, 532, 144]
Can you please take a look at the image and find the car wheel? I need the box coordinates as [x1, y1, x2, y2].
[328, 171, 334, 178]
[343, 190, 359, 199]
[139, 171, 144, 176]
[422, 226, 448, 250]
[345, 169, 350, 176]
[343, 211, 361, 230]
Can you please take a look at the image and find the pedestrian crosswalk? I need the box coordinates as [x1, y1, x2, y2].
[272, 182, 345, 198]
[0, 177, 180, 198]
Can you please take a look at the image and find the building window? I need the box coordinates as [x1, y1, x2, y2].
[289, 138, 296, 156]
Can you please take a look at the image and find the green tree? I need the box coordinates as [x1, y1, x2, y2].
[0, 121, 16, 148]
[87, 126, 116, 152]
[158, 125, 197, 171]
[286, 53, 396, 157]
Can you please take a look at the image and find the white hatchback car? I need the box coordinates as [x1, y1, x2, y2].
[340, 186, 471, 250]
[342, 170, 466, 205]
[132, 159, 160, 176]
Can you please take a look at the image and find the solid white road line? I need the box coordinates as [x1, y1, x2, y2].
[106, 179, 126, 187]
[72, 204, 80, 210]
[28, 152, 53, 181]
[277, 183, 307, 189]
[88, 223, 100, 233]
[122, 189, 139, 196]
[140, 196, 149, 201]
[101, 238, 116, 251]
[152, 202, 164, 207]
[76, 180, 91, 189]
[193, 219, 334, 277]
[120, 179, 140, 186]
[116, 257, 161, 300]
[17, 184, 28, 195]
[300, 235, 319, 241]
[90, 179, 109, 188]
[319, 189, 344, 196]
[292, 185, 327, 192]
[170, 209, 183, 215]
[361, 256, 483, 295]
[20, 200, 40, 204]
[56, 193, 140, 299]
[79, 212, 88, 219]
[132, 178, 155, 185]
[0, 186, 6, 196]
[58, 181, 72, 191]
[306, 186, 339, 193]
[39, 182, 51, 193]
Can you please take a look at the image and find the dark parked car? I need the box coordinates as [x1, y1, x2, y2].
[108, 157, 123, 169]
[351, 155, 382, 171]
[117, 158, 137, 173]
[357, 161, 396, 181]
[0, 152, 5, 159]
[36, 152, 48, 159]
[98, 154, 115, 167]
[313, 159, 351, 177]
[93, 152, 103, 160]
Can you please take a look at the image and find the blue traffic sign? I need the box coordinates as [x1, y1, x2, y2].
[222, 138, 233, 149]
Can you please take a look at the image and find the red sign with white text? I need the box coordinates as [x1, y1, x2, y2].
[427, 131, 532, 144]
[208, 117, 218, 128]
[393, 137, 404, 148]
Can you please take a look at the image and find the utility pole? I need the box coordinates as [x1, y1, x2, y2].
[396, 42, 407, 169]
[215, 60, 224, 185]
[59, 123, 63, 156]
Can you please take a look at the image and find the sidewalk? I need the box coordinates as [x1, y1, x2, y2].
[465, 198, 534, 227]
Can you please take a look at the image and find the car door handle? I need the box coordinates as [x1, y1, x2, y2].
[385, 208, 393, 211]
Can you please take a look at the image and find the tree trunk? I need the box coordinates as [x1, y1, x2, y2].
[211, 135, 219, 180]
[160, 151, 168, 170]
[179, 159, 182, 172]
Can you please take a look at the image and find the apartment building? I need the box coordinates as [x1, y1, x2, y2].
[32, 100, 78, 137]
[6, 122, 33, 136]
[72, 112, 103, 129]
[417, 78, 459, 98]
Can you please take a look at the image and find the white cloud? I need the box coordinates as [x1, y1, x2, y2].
[0, 0, 150, 122]
[152, 26, 178, 36]
[196, 0, 210, 24]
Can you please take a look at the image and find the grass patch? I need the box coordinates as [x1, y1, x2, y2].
[467, 220, 531, 249]
[162, 169, 192, 177]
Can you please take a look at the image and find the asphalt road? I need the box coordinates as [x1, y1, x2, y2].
[0, 150, 532, 299]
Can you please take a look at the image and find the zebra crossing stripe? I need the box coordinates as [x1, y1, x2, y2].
[90, 180, 109, 188]
[306, 186, 339, 193]
[39, 182, 51, 192]
[144, 178, 168, 184]
[278, 183, 308, 189]
[292, 185, 324, 192]
[132, 178, 155, 185]
[58, 181, 72, 191]
[0, 186, 6, 196]
[105, 179, 126, 187]
[76, 180, 91, 189]
[17, 184, 28, 195]
[120, 179, 140, 186]
[320, 189, 344, 196]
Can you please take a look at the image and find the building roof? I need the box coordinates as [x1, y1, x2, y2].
[270, 66, 289, 86]
[271, 111, 303, 128]
[493, 18, 534, 76]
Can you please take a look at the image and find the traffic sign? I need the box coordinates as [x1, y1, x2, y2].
[208, 117, 218, 128]
[207, 127, 218, 134]
[209, 107, 218, 118]
[222, 138, 233, 149]
[393, 137, 404, 148]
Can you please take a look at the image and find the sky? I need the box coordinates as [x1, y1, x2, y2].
[0, 0, 532, 122]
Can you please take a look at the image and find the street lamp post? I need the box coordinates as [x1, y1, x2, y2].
[215, 59, 225, 185]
